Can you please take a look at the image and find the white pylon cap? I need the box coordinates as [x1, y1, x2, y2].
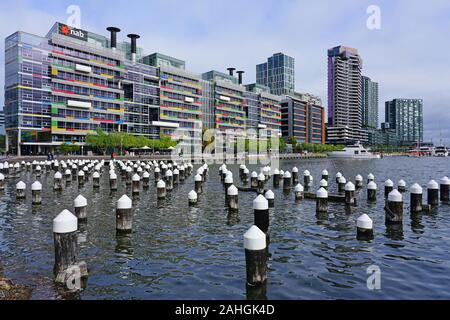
[36, 166, 42, 171]
[273, 169, 280, 175]
[244, 225, 266, 251]
[165, 170, 173, 177]
[258, 173, 265, 181]
[292, 167, 298, 173]
[53, 210, 78, 234]
[338, 176, 346, 184]
[304, 170, 310, 176]
[388, 189, 402, 202]
[440, 176, 450, 185]
[74, 195, 87, 207]
[188, 190, 198, 200]
[157, 180, 166, 188]
[320, 179, 328, 187]
[345, 182, 355, 191]
[283, 171, 291, 178]
[253, 194, 269, 210]
[143, 171, 150, 178]
[355, 175, 363, 181]
[367, 181, 377, 190]
[295, 184, 304, 192]
[251, 171, 258, 178]
[225, 176, 234, 184]
[357, 214, 373, 229]
[398, 179, 406, 187]
[31, 181, 42, 191]
[93, 172, 100, 178]
[0, 173, 4, 180]
[195, 174, 202, 182]
[117, 195, 132, 209]
[14, 163, 20, 168]
[228, 185, 238, 196]
[16, 181, 26, 190]
[322, 169, 328, 175]
[110, 172, 117, 179]
[368, 173, 375, 180]
[155, 167, 161, 173]
[54, 172, 62, 179]
[410, 183, 422, 194]
[317, 187, 328, 198]
[65, 169, 71, 175]
[384, 179, 394, 187]
[173, 169, 179, 175]
[132, 174, 140, 181]
[336, 172, 342, 178]
[243, 168, 250, 174]
[265, 190, 274, 200]
[427, 180, 439, 189]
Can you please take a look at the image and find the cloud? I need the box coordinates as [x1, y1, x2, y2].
[1, 0, 449, 142]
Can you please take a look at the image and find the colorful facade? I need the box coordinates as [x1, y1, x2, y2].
[281, 93, 325, 145]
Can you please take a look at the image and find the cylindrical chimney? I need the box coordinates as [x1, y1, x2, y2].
[236, 71, 245, 85]
[127, 34, 140, 62]
[107, 27, 121, 50]
[227, 68, 236, 77]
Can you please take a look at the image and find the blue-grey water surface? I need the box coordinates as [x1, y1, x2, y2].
[0, 157, 449, 299]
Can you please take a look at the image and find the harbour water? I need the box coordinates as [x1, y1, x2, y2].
[0, 157, 449, 299]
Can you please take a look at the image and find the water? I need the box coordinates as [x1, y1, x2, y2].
[1, 157, 450, 300]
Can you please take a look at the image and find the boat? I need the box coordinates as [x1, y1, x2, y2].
[434, 146, 448, 157]
[327, 141, 381, 159]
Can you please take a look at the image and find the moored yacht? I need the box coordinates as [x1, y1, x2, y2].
[327, 142, 381, 159]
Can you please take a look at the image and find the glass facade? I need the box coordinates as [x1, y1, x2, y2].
[256, 53, 295, 96]
[385, 99, 423, 145]
[361, 76, 378, 129]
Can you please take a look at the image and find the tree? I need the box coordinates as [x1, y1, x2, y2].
[58, 143, 80, 155]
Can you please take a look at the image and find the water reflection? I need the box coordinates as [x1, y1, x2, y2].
[246, 283, 267, 300]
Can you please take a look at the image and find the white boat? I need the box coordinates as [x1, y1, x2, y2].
[434, 146, 448, 157]
[327, 142, 381, 159]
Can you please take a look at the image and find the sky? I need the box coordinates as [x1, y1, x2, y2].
[1, 0, 449, 143]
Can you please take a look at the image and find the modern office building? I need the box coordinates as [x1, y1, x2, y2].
[385, 99, 423, 146]
[366, 123, 399, 146]
[280, 92, 325, 145]
[244, 83, 282, 137]
[361, 76, 378, 129]
[327, 46, 367, 144]
[3, 22, 206, 155]
[256, 53, 295, 96]
[202, 70, 246, 138]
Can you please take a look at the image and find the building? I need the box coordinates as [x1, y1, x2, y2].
[256, 53, 295, 96]
[0, 110, 5, 135]
[385, 98, 423, 146]
[157, 64, 203, 146]
[361, 76, 378, 129]
[280, 92, 325, 145]
[202, 70, 246, 137]
[327, 46, 366, 144]
[244, 83, 282, 138]
[366, 123, 399, 146]
[3, 22, 208, 155]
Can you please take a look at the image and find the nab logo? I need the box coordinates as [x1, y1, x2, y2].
[59, 24, 87, 41]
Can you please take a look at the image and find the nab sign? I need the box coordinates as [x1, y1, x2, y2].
[59, 23, 88, 42]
